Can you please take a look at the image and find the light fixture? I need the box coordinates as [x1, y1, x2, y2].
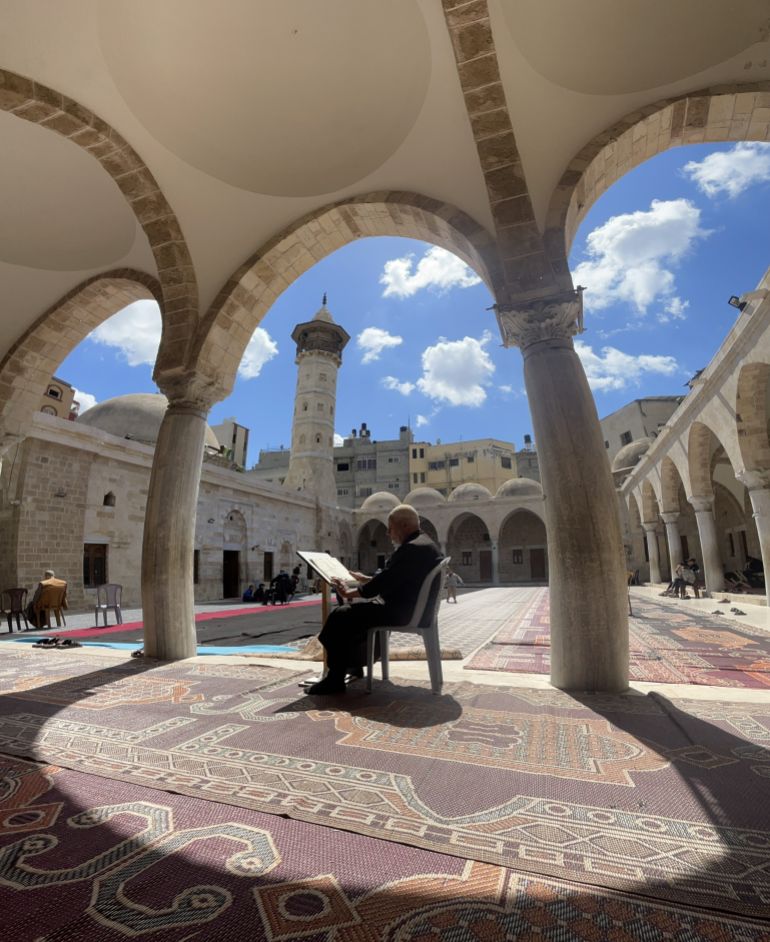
[728, 295, 747, 311]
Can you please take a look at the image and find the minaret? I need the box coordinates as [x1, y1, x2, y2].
[284, 295, 349, 503]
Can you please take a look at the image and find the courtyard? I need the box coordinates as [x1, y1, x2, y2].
[1, 587, 769, 939]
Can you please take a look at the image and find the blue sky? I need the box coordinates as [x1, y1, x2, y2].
[59, 141, 770, 466]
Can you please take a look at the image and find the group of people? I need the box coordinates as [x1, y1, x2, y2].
[661, 558, 702, 599]
[242, 566, 301, 605]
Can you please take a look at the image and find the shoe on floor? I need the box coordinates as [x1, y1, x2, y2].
[730, 608, 747, 615]
[32, 637, 59, 648]
[306, 676, 346, 695]
[346, 666, 364, 681]
[711, 610, 722, 614]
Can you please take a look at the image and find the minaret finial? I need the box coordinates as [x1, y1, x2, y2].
[322, 292, 327, 307]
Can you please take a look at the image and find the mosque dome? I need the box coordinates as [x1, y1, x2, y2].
[611, 437, 653, 473]
[77, 393, 220, 450]
[495, 478, 544, 499]
[447, 482, 492, 502]
[360, 491, 400, 513]
[404, 486, 446, 507]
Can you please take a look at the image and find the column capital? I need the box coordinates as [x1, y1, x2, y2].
[689, 495, 714, 514]
[641, 520, 659, 532]
[660, 512, 680, 525]
[736, 468, 770, 491]
[495, 288, 585, 351]
[155, 371, 224, 415]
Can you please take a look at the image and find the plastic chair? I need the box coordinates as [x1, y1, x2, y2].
[365, 557, 450, 696]
[94, 583, 123, 626]
[36, 583, 67, 628]
[2, 588, 28, 632]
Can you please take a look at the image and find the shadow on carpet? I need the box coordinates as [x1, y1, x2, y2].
[3, 754, 769, 941]
[0, 648, 769, 922]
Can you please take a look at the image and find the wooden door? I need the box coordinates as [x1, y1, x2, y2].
[223, 550, 240, 598]
[530, 547, 546, 581]
[479, 549, 493, 582]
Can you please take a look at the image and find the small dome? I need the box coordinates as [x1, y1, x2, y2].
[77, 393, 220, 450]
[495, 478, 544, 499]
[404, 486, 446, 507]
[611, 437, 653, 473]
[448, 482, 492, 502]
[360, 491, 400, 513]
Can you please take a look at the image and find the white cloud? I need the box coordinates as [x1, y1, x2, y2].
[380, 246, 482, 299]
[381, 375, 415, 396]
[415, 414, 429, 428]
[575, 341, 679, 392]
[73, 388, 97, 413]
[238, 327, 278, 379]
[657, 297, 689, 324]
[499, 384, 513, 394]
[417, 331, 495, 407]
[357, 327, 403, 364]
[333, 433, 344, 447]
[573, 199, 708, 316]
[683, 142, 770, 198]
[88, 300, 161, 366]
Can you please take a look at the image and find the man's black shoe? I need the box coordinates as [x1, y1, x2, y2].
[346, 667, 364, 681]
[306, 676, 346, 695]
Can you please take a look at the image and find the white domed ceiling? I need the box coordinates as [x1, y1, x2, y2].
[98, 0, 431, 197]
[502, 0, 770, 95]
[0, 112, 137, 271]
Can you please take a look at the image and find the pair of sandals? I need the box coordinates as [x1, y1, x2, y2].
[32, 637, 82, 649]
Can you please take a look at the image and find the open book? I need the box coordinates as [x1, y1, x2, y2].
[297, 550, 359, 587]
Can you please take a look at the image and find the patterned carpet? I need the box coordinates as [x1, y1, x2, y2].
[465, 589, 770, 687]
[1, 647, 770, 926]
[4, 755, 770, 941]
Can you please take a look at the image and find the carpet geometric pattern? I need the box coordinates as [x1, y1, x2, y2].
[3, 755, 770, 941]
[1, 649, 770, 922]
[465, 589, 770, 687]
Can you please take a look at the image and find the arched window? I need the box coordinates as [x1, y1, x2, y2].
[302, 401, 308, 412]
[315, 434, 322, 444]
[103, 492, 116, 507]
[46, 385, 62, 400]
[40, 405, 57, 416]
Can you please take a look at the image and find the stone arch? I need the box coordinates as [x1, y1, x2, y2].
[418, 515, 439, 544]
[659, 456, 684, 513]
[337, 521, 353, 569]
[191, 193, 500, 399]
[498, 508, 548, 584]
[640, 480, 660, 523]
[355, 517, 389, 573]
[223, 509, 247, 548]
[0, 68, 198, 376]
[0, 271, 161, 452]
[447, 512, 492, 584]
[543, 84, 770, 271]
[736, 360, 770, 471]
[688, 420, 735, 498]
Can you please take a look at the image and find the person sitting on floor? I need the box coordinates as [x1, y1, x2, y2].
[253, 583, 266, 602]
[242, 583, 256, 602]
[307, 504, 442, 696]
[25, 569, 68, 628]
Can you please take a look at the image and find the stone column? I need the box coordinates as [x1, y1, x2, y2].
[737, 470, 770, 605]
[642, 522, 662, 584]
[141, 383, 216, 660]
[689, 496, 724, 594]
[490, 541, 499, 585]
[660, 512, 682, 576]
[497, 290, 628, 692]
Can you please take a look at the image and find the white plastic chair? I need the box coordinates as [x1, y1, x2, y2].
[365, 557, 450, 695]
[94, 583, 123, 627]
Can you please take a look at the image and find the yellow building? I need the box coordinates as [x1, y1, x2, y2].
[407, 438, 517, 498]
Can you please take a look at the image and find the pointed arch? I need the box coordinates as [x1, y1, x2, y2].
[190, 193, 500, 399]
[543, 84, 770, 271]
[0, 271, 160, 451]
[736, 360, 770, 471]
[0, 68, 198, 376]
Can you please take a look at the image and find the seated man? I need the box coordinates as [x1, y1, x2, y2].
[242, 583, 256, 602]
[308, 504, 442, 695]
[26, 569, 68, 629]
